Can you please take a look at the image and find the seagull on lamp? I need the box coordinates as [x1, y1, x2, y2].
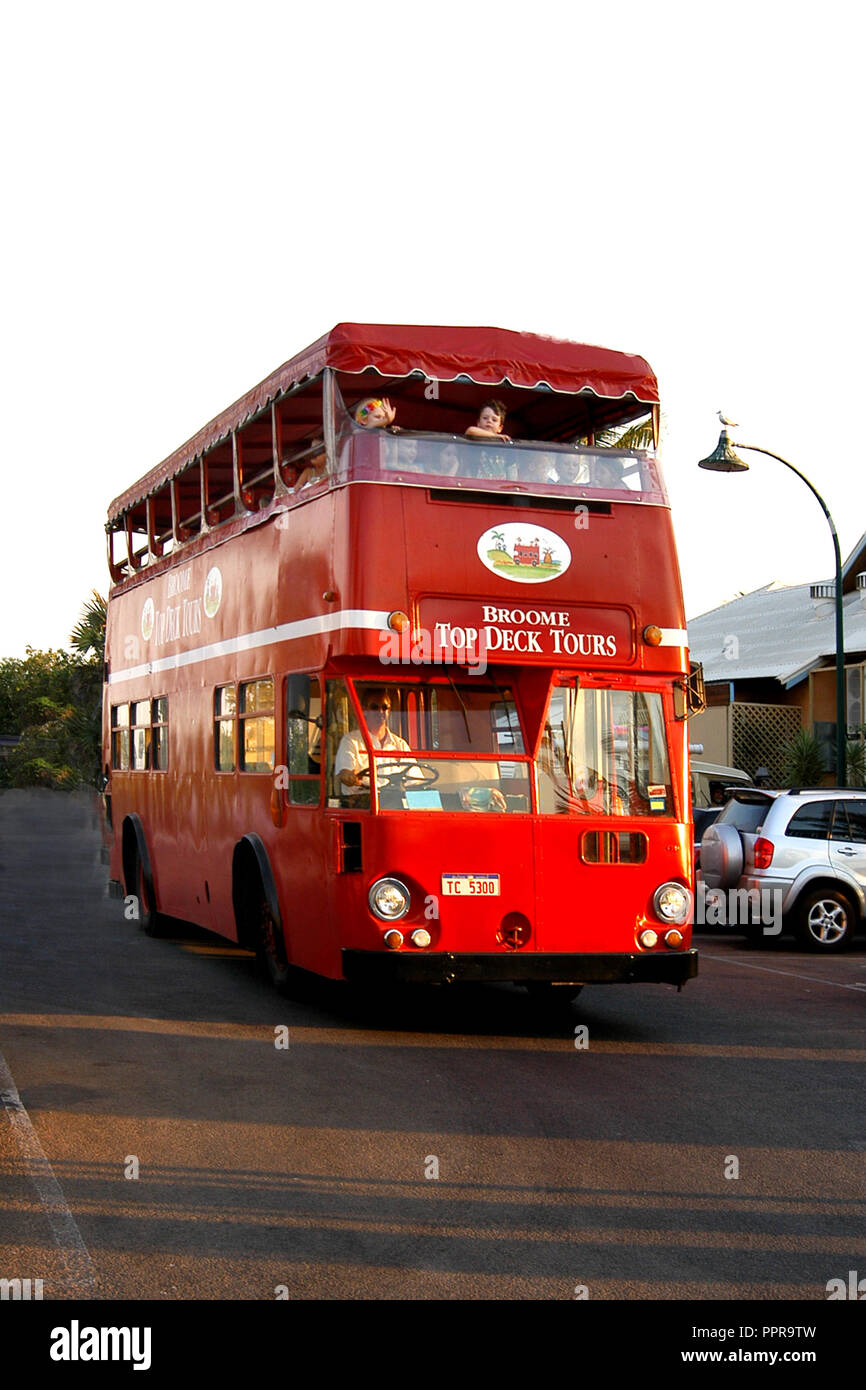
[717, 411, 739, 428]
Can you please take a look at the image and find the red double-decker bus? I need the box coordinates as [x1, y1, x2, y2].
[103, 323, 699, 999]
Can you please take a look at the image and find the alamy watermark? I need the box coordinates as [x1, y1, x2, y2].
[694, 882, 782, 934]
[379, 625, 488, 676]
[826, 1269, 866, 1299]
[0, 1277, 43, 1300]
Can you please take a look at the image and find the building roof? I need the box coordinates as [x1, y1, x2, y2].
[687, 535, 866, 687]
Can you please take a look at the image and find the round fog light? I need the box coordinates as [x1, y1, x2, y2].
[368, 877, 411, 921]
[653, 881, 692, 925]
[410, 928, 432, 948]
[664, 928, 684, 949]
[638, 929, 659, 949]
[383, 929, 403, 950]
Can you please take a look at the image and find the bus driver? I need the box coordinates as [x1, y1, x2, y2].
[335, 688, 417, 796]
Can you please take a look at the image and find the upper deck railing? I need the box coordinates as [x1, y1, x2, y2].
[106, 419, 667, 583]
[105, 324, 664, 584]
[327, 426, 668, 506]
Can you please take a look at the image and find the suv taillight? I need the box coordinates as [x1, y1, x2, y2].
[754, 836, 774, 869]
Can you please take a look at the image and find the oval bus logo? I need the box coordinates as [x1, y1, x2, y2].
[140, 597, 155, 643]
[477, 523, 571, 584]
[203, 566, 223, 619]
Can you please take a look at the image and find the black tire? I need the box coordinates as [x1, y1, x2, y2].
[256, 892, 291, 991]
[795, 887, 857, 952]
[133, 850, 163, 937]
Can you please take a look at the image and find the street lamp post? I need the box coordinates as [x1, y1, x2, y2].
[698, 428, 846, 787]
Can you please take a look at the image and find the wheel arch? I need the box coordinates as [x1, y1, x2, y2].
[787, 873, 864, 922]
[232, 834, 284, 953]
[121, 814, 155, 908]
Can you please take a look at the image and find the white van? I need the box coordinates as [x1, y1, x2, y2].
[691, 759, 754, 809]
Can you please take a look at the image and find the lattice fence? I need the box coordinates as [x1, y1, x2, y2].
[731, 703, 801, 784]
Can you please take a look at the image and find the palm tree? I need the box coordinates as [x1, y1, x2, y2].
[595, 415, 656, 450]
[782, 730, 826, 786]
[69, 591, 107, 661]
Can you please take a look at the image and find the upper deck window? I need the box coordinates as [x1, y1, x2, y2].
[337, 427, 667, 505]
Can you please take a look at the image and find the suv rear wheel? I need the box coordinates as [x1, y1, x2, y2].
[795, 887, 857, 952]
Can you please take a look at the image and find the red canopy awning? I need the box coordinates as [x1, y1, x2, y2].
[301, 323, 658, 399]
[109, 324, 658, 521]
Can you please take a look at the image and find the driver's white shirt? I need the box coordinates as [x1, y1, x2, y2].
[335, 726, 413, 795]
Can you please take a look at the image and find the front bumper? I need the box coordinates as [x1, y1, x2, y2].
[342, 949, 699, 987]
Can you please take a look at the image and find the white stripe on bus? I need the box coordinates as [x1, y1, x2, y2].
[107, 609, 392, 685]
[108, 610, 690, 684]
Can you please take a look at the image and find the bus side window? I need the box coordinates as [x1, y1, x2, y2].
[325, 678, 353, 803]
[214, 686, 236, 771]
[111, 704, 130, 771]
[239, 678, 275, 772]
[152, 697, 169, 770]
[130, 701, 150, 770]
[286, 674, 322, 806]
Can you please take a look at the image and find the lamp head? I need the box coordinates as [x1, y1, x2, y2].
[698, 429, 749, 473]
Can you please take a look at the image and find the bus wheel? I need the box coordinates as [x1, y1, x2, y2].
[134, 852, 163, 937]
[257, 894, 291, 990]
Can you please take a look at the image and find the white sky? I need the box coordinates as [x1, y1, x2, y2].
[2, 0, 863, 658]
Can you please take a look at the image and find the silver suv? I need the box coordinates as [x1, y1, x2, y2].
[700, 788, 866, 952]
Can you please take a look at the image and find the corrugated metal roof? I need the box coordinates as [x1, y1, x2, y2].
[687, 579, 866, 685]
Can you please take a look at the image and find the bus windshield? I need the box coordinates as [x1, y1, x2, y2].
[538, 685, 674, 817]
[328, 679, 531, 813]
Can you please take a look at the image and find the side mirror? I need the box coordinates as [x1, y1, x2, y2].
[674, 662, 706, 720]
[287, 709, 323, 730]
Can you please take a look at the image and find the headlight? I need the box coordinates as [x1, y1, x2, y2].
[368, 877, 411, 921]
[652, 882, 692, 925]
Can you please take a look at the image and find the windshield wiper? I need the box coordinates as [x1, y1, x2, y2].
[447, 674, 472, 743]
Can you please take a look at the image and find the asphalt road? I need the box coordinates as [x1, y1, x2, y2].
[1, 788, 864, 1304]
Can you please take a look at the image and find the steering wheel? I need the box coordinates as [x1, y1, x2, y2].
[374, 762, 440, 789]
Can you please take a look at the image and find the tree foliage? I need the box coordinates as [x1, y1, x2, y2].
[0, 593, 105, 790]
[781, 729, 827, 787]
[847, 729, 866, 787]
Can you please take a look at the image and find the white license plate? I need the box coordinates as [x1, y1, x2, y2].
[441, 873, 501, 898]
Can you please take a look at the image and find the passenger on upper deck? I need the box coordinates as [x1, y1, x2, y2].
[520, 452, 557, 484]
[465, 400, 512, 480]
[386, 437, 423, 472]
[552, 455, 589, 486]
[465, 400, 511, 443]
[291, 440, 327, 491]
[434, 442, 461, 476]
[354, 397, 398, 430]
[592, 457, 624, 488]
